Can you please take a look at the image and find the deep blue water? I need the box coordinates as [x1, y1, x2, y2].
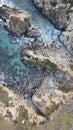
[0, 0, 60, 88]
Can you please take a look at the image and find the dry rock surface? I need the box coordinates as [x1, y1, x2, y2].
[0, 0, 73, 127]
[21, 0, 73, 116]
[21, 43, 73, 118]
[0, 83, 46, 124]
[33, 0, 71, 30]
[0, 5, 30, 35]
[59, 7, 73, 55]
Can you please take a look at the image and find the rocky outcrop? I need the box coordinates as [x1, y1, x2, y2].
[0, 83, 46, 124]
[21, 43, 73, 117]
[0, 5, 31, 35]
[59, 7, 73, 54]
[0, 1, 73, 125]
[0, 82, 73, 127]
[21, 43, 73, 91]
[21, 44, 73, 73]
[33, 0, 71, 30]
[32, 0, 73, 54]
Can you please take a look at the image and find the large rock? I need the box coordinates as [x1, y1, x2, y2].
[0, 5, 31, 35]
[59, 8, 73, 54]
[21, 43, 73, 91]
[21, 43, 73, 116]
[33, 0, 71, 30]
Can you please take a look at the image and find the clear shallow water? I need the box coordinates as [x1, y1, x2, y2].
[0, 0, 61, 89]
[11, 0, 61, 44]
[0, 0, 60, 44]
[0, 29, 29, 87]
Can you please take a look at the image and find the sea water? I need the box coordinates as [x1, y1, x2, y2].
[0, 0, 60, 88]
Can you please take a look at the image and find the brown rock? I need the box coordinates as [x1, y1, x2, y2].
[0, 5, 31, 35]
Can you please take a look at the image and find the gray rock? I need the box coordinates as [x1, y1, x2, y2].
[33, 0, 70, 30]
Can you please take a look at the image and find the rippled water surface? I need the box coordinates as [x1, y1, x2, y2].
[0, 0, 60, 88]
[0, 0, 60, 43]
[0, 29, 30, 87]
[11, 0, 61, 43]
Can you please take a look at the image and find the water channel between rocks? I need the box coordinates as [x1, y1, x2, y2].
[0, 0, 61, 90]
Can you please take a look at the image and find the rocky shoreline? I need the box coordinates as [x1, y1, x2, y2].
[33, 0, 73, 53]
[0, 0, 73, 127]
[33, 0, 71, 30]
[0, 5, 31, 35]
[20, 0, 73, 121]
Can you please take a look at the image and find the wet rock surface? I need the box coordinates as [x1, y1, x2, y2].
[33, 0, 71, 30]
[0, 0, 73, 123]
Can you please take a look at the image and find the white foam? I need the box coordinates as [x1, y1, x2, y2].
[0, 0, 13, 7]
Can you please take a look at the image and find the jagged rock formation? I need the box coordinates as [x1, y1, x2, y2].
[33, 0, 71, 30]
[0, 83, 46, 124]
[21, 43, 73, 116]
[33, 0, 73, 54]
[59, 6, 73, 55]
[0, 0, 73, 123]
[0, 5, 31, 35]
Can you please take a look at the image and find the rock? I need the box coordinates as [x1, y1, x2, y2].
[59, 10, 73, 54]
[0, 1, 73, 124]
[33, 0, 71, 30]
[26, 27, 41, 38]
[32, 88, 66, 116]
[21, 43, 73, 92]
[21, 44, 73, 73]
[20, 42, 73, 117]
[0, 5, 31, 35]
[0, 84, 46, 124]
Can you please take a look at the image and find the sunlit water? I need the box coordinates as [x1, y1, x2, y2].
[0, 0, 61, 89]
[0, 0, 60, 43]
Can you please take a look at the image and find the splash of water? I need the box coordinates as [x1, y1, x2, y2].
[0, 0, 13, 7]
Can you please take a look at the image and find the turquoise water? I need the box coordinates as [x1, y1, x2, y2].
[12, 0, 60, 44]
[0, 0, 60, 88]
[0, 0, 60, 44]
[0, 29, 29, 87]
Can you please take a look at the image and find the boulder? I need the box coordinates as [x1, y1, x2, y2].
[59, 10, 73, 54]
[21, 43, 73, 91]
[0, 5, 31, 35]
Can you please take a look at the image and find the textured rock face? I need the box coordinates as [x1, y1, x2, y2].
[21, 44, 73, 72]
[9, 15, 30, 35]
[32, 0, 73, 55]
[59, 8, 73, 54]
[21, 43, 73, 116]
[33, 0, 70, 30]
[21, 43, 73, 90]
[0, 0, 73, 122]
[0, 5, 30, 35]
[0, 84, 46, 124]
